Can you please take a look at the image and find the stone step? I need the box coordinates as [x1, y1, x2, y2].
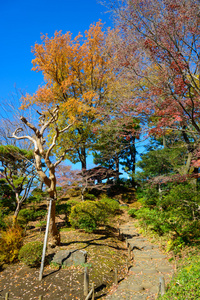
[105, 221, 173, 300]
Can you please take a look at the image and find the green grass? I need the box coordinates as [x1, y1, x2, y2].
[160, 253, 200, 299]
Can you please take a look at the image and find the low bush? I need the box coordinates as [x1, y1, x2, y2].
[56, 200, 78, 223]
[67, 187, 81, 197]
[18, 208, 46, 223]
[69, 201, 99, 232]
[18, 241, 43, 267]
[56, 202, 71, 215]
[69, 197, 120, 232]
[128, 208, 138, 217]
[133, 183, 200, 249]
[0, 225, 24, 264]
[98, 197, 120, 213]
[84, 193, 96, 201]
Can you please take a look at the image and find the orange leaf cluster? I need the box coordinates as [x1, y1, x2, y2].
[22, 21, 112, 122]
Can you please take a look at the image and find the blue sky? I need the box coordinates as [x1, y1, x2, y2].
[0, 1, 146, 174]
[0, 0, 112, 102]
[0, 0, 115, 170]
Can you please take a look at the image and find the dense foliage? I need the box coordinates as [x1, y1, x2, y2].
[0, 225, 23, 264]
[18, 241, 43, 267]
[0, 179, 16, 228]
[69, 197, 120, 232]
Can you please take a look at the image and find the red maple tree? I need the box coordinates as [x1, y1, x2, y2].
[108, 0, 200, 170]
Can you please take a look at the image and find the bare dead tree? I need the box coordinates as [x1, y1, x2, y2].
[12, 106, 73, 247]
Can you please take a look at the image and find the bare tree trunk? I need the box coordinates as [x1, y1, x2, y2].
[48, 200, 60, 247]
[12, 107, 73, 247]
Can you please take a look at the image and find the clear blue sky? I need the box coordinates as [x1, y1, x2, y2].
[0, 1, 146, 174]
[0, 0, 112, 102]
[0, 0, 114, 170]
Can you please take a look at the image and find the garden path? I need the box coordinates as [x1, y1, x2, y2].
[105, 222, 174, 300]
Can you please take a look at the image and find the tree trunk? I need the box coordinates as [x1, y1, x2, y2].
[115, 155, 120, 181]
[39, 180, 44, 190]
[80, 146, 87, 171]
[40, 169, 60, 247]
[130, 139, 136, 187]
[13, 194, 21, 225]
[48, 200, 60, 247]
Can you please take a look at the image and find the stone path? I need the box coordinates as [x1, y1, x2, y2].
[105, 222, 174, 300]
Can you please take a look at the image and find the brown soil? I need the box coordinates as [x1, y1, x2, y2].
[0, 211, 131, 300]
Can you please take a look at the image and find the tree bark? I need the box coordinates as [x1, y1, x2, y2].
[80, 146, 87, 171]
[12, 107, 73, 247]
[115, 155, 120, 180]
[48, 200, 60, 247]
[13, 194, 21, 225]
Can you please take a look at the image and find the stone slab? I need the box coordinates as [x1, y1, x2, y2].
[150, 254, 166, 259]
[52, 249, 87, 266]
[157, 266, 174, 273]
[142, 268, 158, 274]
[129, 267, 143, 273]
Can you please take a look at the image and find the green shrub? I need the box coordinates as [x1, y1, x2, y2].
[69, 201, 99, 232]
[99, 197, 120, 214]
[55, 202, 72, 215]
[0, 179, 16, 214]
[27, 188, 48, 203]
[128, 208, 138, 217]
[84, 193, 96, 201]
[160, 254, 200, 299]
[18, 241, 43, 267]
[68, 187, 81, 197]
[134, 183, 200, 247]
[0, 225, 24, 264]
[18, 208, 46, 223]
[69, 197, 120, 232]
[56, 200, 78, 223]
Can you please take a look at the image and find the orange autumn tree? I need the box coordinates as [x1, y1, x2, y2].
[22, 21, 112, 170]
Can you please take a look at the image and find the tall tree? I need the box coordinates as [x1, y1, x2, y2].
[108, 0, 200, 171]
[22, 21, 113, 170]
[93, 118, 139, 183]
[12, 106, 73, 247]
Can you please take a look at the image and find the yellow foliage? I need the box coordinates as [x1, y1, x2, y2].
[0, 225, 24, 264]
[21, 21, 113, 124]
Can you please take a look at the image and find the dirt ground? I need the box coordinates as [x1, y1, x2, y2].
[0, 222, 129, 300]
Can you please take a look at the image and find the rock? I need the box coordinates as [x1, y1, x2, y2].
[129, 267, 143, 273]
[150, 254, 166, 259]
[157, 266, 173, 273]
[142, 282, 154, 290]
[142, 245, 154, 250]
[142, 268, 158, 274]
[134, 254, 151, 260]
[150, 285, 159, 293]
[52, 249, 87, 266]
[127, 284, 145, 292]
[134, 238, 148, 242]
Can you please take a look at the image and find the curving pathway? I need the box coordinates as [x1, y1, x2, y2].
[105, 222, 174, 300]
